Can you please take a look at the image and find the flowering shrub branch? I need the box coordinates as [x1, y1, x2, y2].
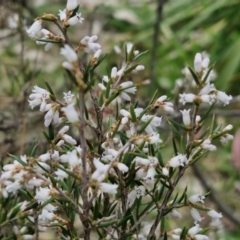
[0, 1, 234, 240]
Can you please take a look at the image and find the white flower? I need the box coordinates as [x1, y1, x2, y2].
[66, 0, 78, 11]
[98, 83, 106, 91]
[39, 209, 54, 222]
[115, 162, 129, 173]
[91, 158, 109, 182]
[119, 81, 136, 101]
[135, 65, 145, 71]
[80, 35, 101, 54]
[5, 180, 22, 194]
[27, 178, 43, 188]
[111, 67, 118, 79]
[55, 169, 68, 180]
[188, 224, 202, 236]
[223, 124, 233, 131]
[61, 104, 79, 123]
[63, 91, 75, 104]
[171, 209, 182, 219]
[99, 183, 118, 194]
[58, 126, 77, 145]
[207, 209, 222, 220]
[168, 154, 188, 168]
[35, 187, 51, 204]
[162, 167, 169, 176]
[141, 115, 162, 135]
[44, 103, 60, 127]
[190, 208, 204, 223]
[148, 133, 162, 144]
[201, 139, 216, 151]
[200, 94, 216, 105]
[154, 95, 174, 112]
[102, 75, 109, 83]
[194, 53, 202, 73]
[60, 44, 78, 63]
[26, 19, 42, 37]
[220, 134, 233, 145]
[188, 193, 205, 204]
[58, 9, 67, 21]
[28, 85, 50, 111]
[144, 166, 156, 184]
[180, 109, 191, 126]
[127, 185, 145, 208]
[134, 168, 147, 180]
[194, 235, 209, 240]
[216, 91, 232, 106]
[126, 42, 133, 53]
[67, 13, 84, 25]
[179, 93, 196, 105]
[94, 49, 101, 59]
[194, 53, 210, 73]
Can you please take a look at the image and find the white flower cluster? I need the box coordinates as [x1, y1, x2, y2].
[29, 85, 78, 126]
[0, 1, 235, 238]
[179, 53, 232, 106]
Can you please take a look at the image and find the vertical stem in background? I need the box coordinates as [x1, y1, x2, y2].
[149, 0, 165, 82]
[79, 91, 91, 239]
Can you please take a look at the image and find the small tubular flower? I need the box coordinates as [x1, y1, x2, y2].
[26, 19, 42, 37]
[188, 193, 205, 204]
[66, 0, 78, 11]
[207, 209, 222, 220]
[61, 104, 79, 123]
[80, 35, 101, 54]
[180, 109, 191, 126]
[99, 183, 118, 195]
[154, 95, 174, 112]
[60, 44, 78, 63]
[67, 13, 84, 25]
[201, 139, 216, 151]
[28, 85, 50, 111]
[168, 154, 188, 168]
[179, 93, 196, 105]
[190, 208, 204, 224]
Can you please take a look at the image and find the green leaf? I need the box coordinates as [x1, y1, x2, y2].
[157, 151, 164, 167]
[133, 50, 148, 61]
[48, 123, 55, 141]
[129, 104, 137, 122]
[8, 154, 27, 166]
[18, 189, 34, 200]
[90, 53, 108, 71]
[44, 81, 55, 96]
[139, 116, 154, 133]
[28, 140, 38, 157]
[180, 226, 188, 240]
[172, 137, 178, 156]
[124, 64, 139, 74]
[35, 38, 62, 44]
[98, 220, 118, 228]
[202, 65, 214, 84]
[209, 113, 215, 135]
[42, 130, 51, 143]
[188, 66, 200, 85]
[199, 103, 215, 123]
[177, 186, 188, 203]
[137, 105, 151, 121]
[168, 118, 189, 131]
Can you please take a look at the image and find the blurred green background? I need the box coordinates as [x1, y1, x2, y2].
[0, 0, 240, 239]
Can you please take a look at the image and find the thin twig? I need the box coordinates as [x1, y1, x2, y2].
[149, 0, 165, 82]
